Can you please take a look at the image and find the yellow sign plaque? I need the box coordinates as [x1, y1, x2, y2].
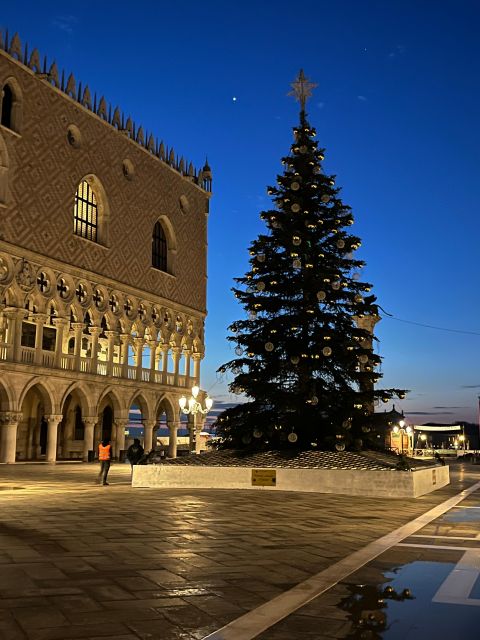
[252, 469, 277, 486]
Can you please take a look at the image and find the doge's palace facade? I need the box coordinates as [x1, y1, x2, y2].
[0, 31, 212, 463]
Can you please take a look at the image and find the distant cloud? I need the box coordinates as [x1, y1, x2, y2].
[388, 44, 406, 59]
[51, 15, 78, 34]
[357, 95, 367, 102]
[433, 406, 465, 410]
[460, 384, 480, 389]
[405, 411, 454, 416]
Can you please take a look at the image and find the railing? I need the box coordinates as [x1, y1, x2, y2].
[96, 361, 107, 376]
[112, 363, 122, 378]
[42, 351, 55, 367]
[1, 342, 195, 389]
[61, 354, 76, 370]
[80, 358, 92, 374]
[413, 448, 463, 458]
[152, 370, 163, 384]
[0, 341, 10, 360]
[21, 346, 35, 364]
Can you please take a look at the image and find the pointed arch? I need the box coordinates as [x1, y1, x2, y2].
[0, 376, 15, 411]
[155, 393, 176, 423]
[96, 386, 123, 416]
[127, 391, 151, 422]
[59, 381, 92, 416]
[18, 378, 56, 415]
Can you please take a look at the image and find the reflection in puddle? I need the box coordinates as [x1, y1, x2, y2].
[340, 583, 414, 638]
[339, 560, 480, 638]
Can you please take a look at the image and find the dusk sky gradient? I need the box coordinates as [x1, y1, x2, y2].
[3, 1, 480, 423]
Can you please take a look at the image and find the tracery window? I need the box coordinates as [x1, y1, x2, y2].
[152, 221, 167, 271]
[74, 180, 98, 242]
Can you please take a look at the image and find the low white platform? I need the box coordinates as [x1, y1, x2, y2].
[132, 463, 450, 498]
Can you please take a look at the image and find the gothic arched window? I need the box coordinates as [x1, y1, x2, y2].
[1, 80, 22, 133]
[152, 221, 167, 272]
[74, 180, 98, 242]
[1, 85, 13, 129]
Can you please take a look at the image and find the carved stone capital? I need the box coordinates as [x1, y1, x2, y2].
[53, 317, 69, 328]
[0, 411, 23, 425]
[45, 414, 63, 425]
[143, 420, 158, 429]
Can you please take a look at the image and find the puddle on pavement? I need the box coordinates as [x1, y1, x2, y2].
[440, 508, 480, 522]
[339, 560, 479, 638]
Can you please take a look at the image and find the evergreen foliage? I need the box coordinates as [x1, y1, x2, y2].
[214, 108, 405, 450]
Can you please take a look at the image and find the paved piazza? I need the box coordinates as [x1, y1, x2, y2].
[0, 461, 479, 639]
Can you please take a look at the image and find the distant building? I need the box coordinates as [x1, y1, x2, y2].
[0, 31, 212, 463]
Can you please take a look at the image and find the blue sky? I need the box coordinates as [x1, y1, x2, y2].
[3, 1, 480, 424]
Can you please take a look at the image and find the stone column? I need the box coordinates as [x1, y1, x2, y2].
[72, 323, 84, 370]
[54, 317, 68, 368]
[33, 313, 47, 365]
[192, 353, 202, 386]
[3, 309, 25, 361]
[161, 345, 169, 384]
[172, 347, 181, 386]
[143, 420, 155, 453]
[46, 414, 63, 464]
[148, 340, 157, 382]
[135, 337, 144, 381]
[89, 326, 102, 375]
[184, 349, 191, 387]
[120, 333, 130, 378]
[0, 411, 22, 463]
[105, 331, 117, 376]
[167, 420, 180, 458]
[114, 419, 128, 459]
[82, 417, 96, 462]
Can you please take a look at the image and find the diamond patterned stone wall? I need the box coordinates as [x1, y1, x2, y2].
[0, 50, 209, 314]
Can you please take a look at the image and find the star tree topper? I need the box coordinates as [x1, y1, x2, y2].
[288, 69, 318, 111]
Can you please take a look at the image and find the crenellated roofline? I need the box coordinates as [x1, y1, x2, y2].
[0, 29, 213, 193]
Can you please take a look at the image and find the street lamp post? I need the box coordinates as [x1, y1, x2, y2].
[392, 420, 413, 455]
[179, 385, 213, 454]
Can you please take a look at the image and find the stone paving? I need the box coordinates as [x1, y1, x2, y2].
[0, 461, 478, 639]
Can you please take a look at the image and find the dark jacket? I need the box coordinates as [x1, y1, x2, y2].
[126, 443, 144, 465]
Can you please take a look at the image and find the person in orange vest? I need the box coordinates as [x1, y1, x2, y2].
[98, 438, 112, 485]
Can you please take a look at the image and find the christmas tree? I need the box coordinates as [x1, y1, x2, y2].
[214, 70, 406, 450]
